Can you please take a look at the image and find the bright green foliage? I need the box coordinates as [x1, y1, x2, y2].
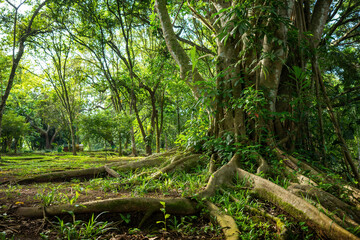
[79, 111, 119, 147]
[1, 111, 29, 152]
[55, 211, 114, 239]
[157, 201, 171, 231]
[175, 108, 209, 150]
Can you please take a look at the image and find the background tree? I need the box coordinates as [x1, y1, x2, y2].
[0, 110, 29, 153]
[0, 0, 48, 157]
[34, 31, 83, 155]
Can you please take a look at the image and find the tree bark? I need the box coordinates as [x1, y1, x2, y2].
[132, 91, 152, 155]
[69, 121, 77, 155]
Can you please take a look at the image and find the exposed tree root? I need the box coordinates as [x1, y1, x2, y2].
[283, 165, 318, 186]
[276, 147, 360, 206]
[220, 189, 287, 239]
[117, 152, 200, 186]
[9, 166, 108, 185]
[198, 159, 237, 198]
[150, 154, 201, 179]
[205, 201, 239, 240]
[15, 197, 198, 218]
[344, 185, 360, 208]
[209, 153, 218, 173]
[199, 154, 359, 239]
[7, 149, 360, 239]
[104, 165, 121, 178]
[288, 183, 360, 228]
[237, 166, 359, 240]
[255, 152, 269, 175]
[144, 147, 179, 160]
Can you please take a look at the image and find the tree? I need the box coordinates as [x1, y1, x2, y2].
[153, 0, 360, 237]
[34, 30, 83, 155]
[6, 1, 360, 239]
[0, 0, 48, 157]
[1, 110, 29, 153]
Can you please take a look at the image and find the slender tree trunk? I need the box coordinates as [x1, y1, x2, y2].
[1, 140, 7, 153]
[176, 105, 181, 135]
[0, 43, 25, 156]
[7, 138, 12, 153]
[124, 134, 129, 152]
[69, 121, 76, 155]
[118, 131, 122, 156]
[357, 132, 360, 168]
[312, 56, 360, 184]
[14, 138, 19, 153]
[155, 123, 160, 153]
[156, 95, 165, 153]
[313, 64, 326, 164]
[50, 128, 60, 147]
[45, 132, 51, 149]
[128, 106, 137, 156]
[130, 126, 136, 156]
[164, 134, 168, 150]
[0, 1, 47, 159]
[132, 92, 151, 155]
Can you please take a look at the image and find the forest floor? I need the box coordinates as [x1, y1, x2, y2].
[0, 152, 224, 239]
[0, 151, 323, 240]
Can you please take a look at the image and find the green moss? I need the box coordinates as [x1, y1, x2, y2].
[0, 153, 141, 177]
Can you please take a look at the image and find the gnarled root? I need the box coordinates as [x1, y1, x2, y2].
[200, 154, 359, 239]
[121, 153, 202, 185]
[288, 183, 360, 228]
[275, 147, 360, 206]
[220, 189, 287, 239]
[150, 154, 202, 179]
[206, 201, 239, 240]
[237, 166, 359, 240]
[15, 197, 198, 218]
[255, 152, 269, 175]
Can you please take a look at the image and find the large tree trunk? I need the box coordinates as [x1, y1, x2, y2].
[154, 0, 360, 238]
